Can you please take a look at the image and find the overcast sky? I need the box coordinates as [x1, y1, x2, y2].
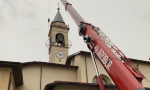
[0, 0, 150, 62]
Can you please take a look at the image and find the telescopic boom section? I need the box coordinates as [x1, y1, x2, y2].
[60, 0, 84, 26]
[61, 0, 146, 90]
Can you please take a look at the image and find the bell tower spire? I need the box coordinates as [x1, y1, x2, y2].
[53, 7, 65, 24]
[48, 8, 70, 64]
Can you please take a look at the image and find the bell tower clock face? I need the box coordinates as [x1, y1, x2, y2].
[56, 51, 65, 59]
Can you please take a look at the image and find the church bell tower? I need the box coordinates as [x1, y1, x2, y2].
[48, 8, 70, 64]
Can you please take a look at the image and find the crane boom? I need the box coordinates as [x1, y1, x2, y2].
[60, 0, 84, 26]
[60, 0, 146, 90]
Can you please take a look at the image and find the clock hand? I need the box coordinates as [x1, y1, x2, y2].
[59, 53, 61, 55]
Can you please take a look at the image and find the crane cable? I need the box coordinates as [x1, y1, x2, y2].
[48, 0, 51, 24]
[146, 78, 150, 84]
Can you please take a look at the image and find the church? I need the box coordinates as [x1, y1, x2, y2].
[0, 8, 150, 90]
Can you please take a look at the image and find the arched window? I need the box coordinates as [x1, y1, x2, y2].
[102, 78, 107, 84]
[92, 77, 98, 84]
[55, 33, 65, 46]
[92, 76, 107, 84]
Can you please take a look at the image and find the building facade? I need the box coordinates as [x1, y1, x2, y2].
[0, 9, 150, 90]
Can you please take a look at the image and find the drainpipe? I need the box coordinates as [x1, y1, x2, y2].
[85, 53, 88, 83]
[40, 63, 43, 90]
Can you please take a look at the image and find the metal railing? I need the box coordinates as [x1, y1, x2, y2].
[94, 27, 121, 60]
[93, 26, 145, 79]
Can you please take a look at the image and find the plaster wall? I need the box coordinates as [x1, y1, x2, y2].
[138, 63, 150, 87]
[71, 54, 113, 84]
[10, 74, 15, 90]
[0, 68, 2, 85]
[16, 65, 41, 90]
[73, 55, 81, 82]
[0, 68, 12, 90]
[16, 64, 77, 90]
[41, 65, 77, 89]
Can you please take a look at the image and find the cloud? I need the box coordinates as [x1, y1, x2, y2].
[35, 27, 43, 31]
[0, 0, 39, 20]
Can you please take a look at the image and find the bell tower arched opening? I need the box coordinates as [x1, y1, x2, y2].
[56, 33, 65, 47]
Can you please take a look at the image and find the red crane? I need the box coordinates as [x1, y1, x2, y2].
[60, 0, 146, 90]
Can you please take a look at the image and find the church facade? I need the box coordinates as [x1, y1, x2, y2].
[0, 9, 150, 90]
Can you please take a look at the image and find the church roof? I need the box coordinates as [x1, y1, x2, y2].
[22, 61, 78, 69]
[44, 81, 150, 90]
[66, 51, 150, 65]
[53, 10, 65, 23]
